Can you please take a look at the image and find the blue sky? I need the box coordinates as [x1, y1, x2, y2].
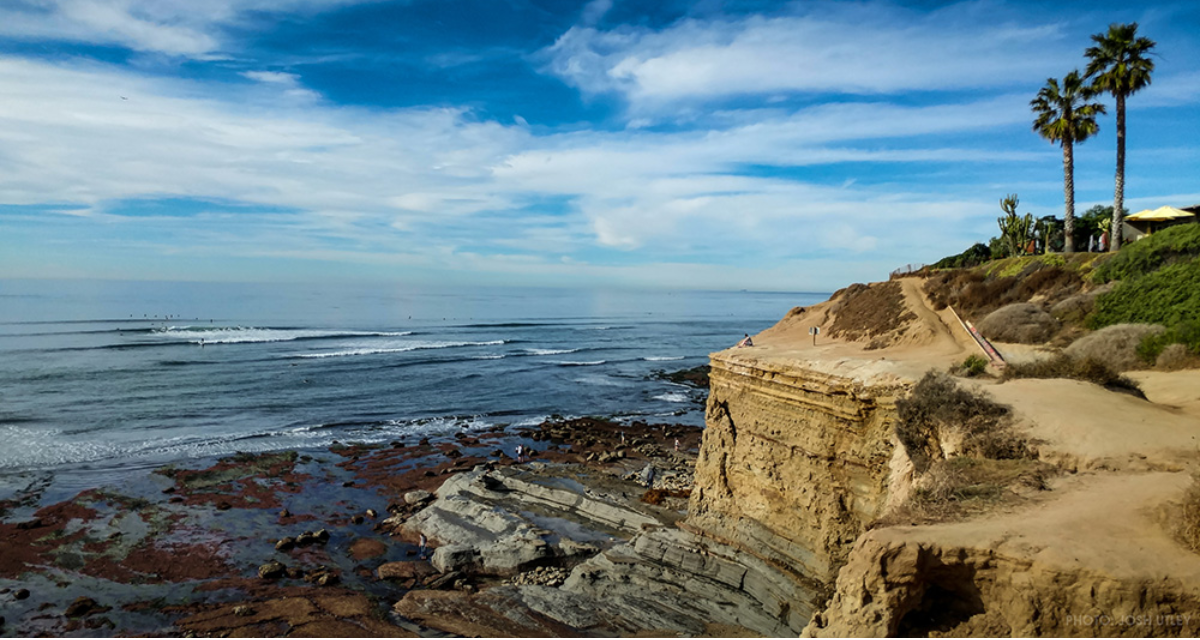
[0, 0, 1197, 291]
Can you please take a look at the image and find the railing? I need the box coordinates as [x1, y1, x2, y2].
[889, 263, 928, 279]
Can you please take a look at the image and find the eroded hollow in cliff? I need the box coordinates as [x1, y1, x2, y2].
[895, 563, 987, 637]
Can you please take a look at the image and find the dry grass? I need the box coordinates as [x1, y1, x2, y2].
[1001, 354, 1143, 396]
[828, 281, 916, 347]
[895, 372, 1023, 473]
[1063, 323, 1164, 371]
[1176, 477, 1200, 554]
[924, 264, 1085, 321]
[976, 303, 1060, 344]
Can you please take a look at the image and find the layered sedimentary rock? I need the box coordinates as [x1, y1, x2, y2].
[685, 351, 911, 624]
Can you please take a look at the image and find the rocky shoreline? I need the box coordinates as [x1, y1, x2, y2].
[0, 411, 793, 637]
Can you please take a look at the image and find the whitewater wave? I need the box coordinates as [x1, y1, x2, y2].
[643, 356, 686, 361]
[294, 340, 506, 359]
[152, 326, 413, 345]
[524, 348, 580, 356]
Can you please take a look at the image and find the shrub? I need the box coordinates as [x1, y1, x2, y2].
[977, 303, 1060, 344]
[1001, 355, 1142, 396]
[1155, 344, 1194, 370]
[1092, 223, 1200, 284]
[895, 372, 1021, 472]
[1064, 323, 1165, 371]
[1137, 319, 1200, 363]
[956, 354, 989, 377]
[1176, 477, 1200, 554]
[1089, 258, 1200, 329]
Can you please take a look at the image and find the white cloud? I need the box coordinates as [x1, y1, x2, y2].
[0, 0, 379, 57]
[542, 2, 1077, 113]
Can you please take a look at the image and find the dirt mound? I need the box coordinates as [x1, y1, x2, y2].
[827, 281, 917, 350]
[977, 303, 1060, 344]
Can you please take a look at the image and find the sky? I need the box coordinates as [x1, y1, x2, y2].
[0, 0, 1197, 291]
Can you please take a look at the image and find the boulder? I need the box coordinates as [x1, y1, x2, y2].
[404, 490, 433, 505]
[258, 561, 287, 580]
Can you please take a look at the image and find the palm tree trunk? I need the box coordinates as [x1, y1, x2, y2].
[1063, 139, 1075, 253]
[1111, 92, 1126, 251]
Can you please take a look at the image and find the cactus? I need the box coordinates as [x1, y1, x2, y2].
[997, 194, 1035, 257]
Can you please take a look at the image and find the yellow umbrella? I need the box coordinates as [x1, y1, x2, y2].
[1126, 206, 1196, 222]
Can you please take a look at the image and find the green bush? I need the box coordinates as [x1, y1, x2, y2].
[961, 355, 989, 377]
[1138, 319, 1200, 361]
[1089, 258, 1200, 329]
[1092, 223, 1200, 284]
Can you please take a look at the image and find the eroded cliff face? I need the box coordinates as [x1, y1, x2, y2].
[686, 352, 910, 612]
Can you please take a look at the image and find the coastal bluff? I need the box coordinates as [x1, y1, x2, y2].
[681, 278, 1200, 637]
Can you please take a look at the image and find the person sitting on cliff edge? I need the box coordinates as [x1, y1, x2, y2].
[737, 334, 754, 348]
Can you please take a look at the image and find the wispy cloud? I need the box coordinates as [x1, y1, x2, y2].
[542, 2, 1077, 114]
[0, 0, 380, 57]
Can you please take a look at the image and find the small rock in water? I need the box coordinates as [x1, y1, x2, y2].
[14, 589, 30, 600]
[64, 597, 103, 617]
[275, 537, 296, 552]
[258, 561, 287, 580]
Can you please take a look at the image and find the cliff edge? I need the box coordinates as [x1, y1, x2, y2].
[686, 277, 1200, 637]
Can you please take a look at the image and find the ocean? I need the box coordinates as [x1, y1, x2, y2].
[0, 279, 826, 492]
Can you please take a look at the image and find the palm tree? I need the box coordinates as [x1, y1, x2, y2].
[1085, 22, 1156, 252]
[1031, 71, 1105, 253]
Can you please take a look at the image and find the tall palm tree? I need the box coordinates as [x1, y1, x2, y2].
[1085, 22, 1156, 252]
[1031, 71, 1104, 253]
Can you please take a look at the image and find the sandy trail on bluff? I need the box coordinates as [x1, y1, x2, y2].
[723, 277, 1200, 634]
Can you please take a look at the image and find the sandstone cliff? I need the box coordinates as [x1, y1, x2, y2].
[685, 278, 1200, 638]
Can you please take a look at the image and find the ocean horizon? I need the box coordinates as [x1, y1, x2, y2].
[0, 278, 827, 494]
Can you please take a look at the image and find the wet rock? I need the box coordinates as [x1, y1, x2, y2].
[65, 596, 107, 617]
[348, 538, 387, 560]
[377, 561, 437, 581]
[404, 490, 433, 505]
[258, 561, 287, 580]
[14, 589, 30, 600]
[275, 537, 296, 552]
